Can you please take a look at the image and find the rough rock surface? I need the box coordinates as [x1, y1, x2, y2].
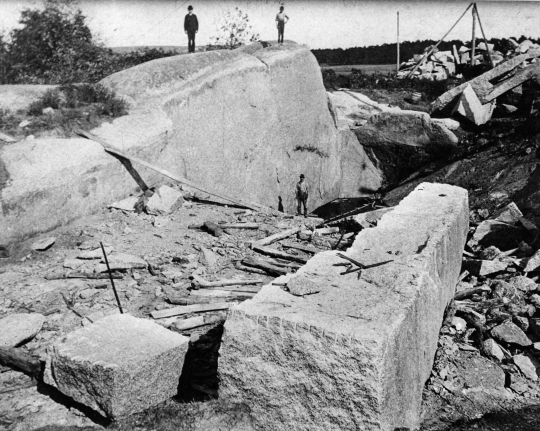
[44, 313, 189, 419]
[145, 185, 184, 216]
[491, 321, 532, 347]
[513, 355, 538, 381]
[219, 182, 469, 431]
[0, 313, 45, 347]
[354, 110, 458, 187]
[0, 43, 383, 245]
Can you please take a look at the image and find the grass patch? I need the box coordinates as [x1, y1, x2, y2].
[1, 83, 128, 140]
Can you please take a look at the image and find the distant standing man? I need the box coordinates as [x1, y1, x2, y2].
[275, 5, 289, 45]
[184, 5, 198, 53]
[296, 174, 308, 217]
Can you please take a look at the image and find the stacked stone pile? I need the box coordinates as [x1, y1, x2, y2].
[432, 202, 540, 396]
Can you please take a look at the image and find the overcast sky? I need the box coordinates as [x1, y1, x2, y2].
[1, 1, 539, 49]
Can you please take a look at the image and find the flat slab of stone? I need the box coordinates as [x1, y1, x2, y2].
[0, 313, 45, 347]
[44, 314, 189, 419]
[219, 182, 469, 430]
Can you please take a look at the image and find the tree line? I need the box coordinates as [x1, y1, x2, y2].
[312, 36, 540, 66]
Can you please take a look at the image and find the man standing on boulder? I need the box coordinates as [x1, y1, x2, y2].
[296, 174, 308, 217]
[275, 5, 289, 45]
[184, 5, 198, 53]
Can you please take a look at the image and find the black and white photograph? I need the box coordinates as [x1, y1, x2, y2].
[1, 0, 540, 429]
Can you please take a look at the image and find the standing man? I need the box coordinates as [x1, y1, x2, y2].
[184, 5, 199, 54]
[296, 174, 308, 217]
[275, 5, 289, 45]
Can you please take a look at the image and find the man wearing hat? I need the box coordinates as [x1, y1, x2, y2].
[296, 174, 308, 217]
[184, 5, 199, 53]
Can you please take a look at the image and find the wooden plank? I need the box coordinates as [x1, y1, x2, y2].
[431, 53, 531, 112]
[76, 129, 272, 213]
[252, 244, 309, 264]
[151, 302, 233, 319]
[255, 227, 301, 247]
[482, 63, 539, 103]
[193, 276, 263, 288]
[242, 257, 289, 276]
[280, 241, 321, 254]
[220, 223, 260, 229]
[0, 347, 42, 379]
[202, 285, 261, 293]
[171, 313, 227, 332]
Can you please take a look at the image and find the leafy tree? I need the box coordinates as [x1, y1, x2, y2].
[6, 0, 109, 83]
[209, 7, 260, 50]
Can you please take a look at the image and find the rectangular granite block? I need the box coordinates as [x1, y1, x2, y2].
[44, 313, 189, 419]
[219, 183, 469, 431]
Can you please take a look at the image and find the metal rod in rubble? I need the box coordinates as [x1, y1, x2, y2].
[100, 241, 124, 314]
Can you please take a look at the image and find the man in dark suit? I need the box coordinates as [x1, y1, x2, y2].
[184, 5, 198, 53]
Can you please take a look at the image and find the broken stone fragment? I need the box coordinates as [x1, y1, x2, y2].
[513, 355, 538, 381]
[471, 219, 523, 250]
[481, 338, 504, 361]
[450, 316, 467, 332]
[108, 196, 138, 212]
[508, 276, 537, 292]
[463, 259, 508, 276]
[494, 202, 523, 225]
[145, 185, 184, 216]
[44, 313, 189, 419]
[524, 249, 540, 272]
[98, 253, 147, 271]
[491, 320, 532, 347]
[452, 84, 495, 126]
[479, 246, 502, 260]
[286, 274, 322, 296]
[78, 246, 114, 260]
[0, 313, 46, 347]
[31, 236, 56, 251]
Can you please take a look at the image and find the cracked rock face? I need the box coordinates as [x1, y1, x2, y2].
[44, 313, 189, 419]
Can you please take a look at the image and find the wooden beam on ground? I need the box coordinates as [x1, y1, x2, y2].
[220, 223, 260, 229]
[0, 347, 42, 379]
[151, 302, 233, 319]
[171, 313, 227, 332]
[241, 257, 289, 276]
[280, 241, 321, 254]
[76, 129, 273, 214]
[255, 227, 302, 247]
[192, 277, 263, 288]
[252, 244, 309, 264]
[482, 63, 539, 103]
[201, 285, 261, 293]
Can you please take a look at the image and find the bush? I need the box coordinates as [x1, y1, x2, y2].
[27, 89, 62, 115]
[208, 7, 259, 50]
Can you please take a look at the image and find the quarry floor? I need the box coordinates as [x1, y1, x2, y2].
[2, 88, 540, 430]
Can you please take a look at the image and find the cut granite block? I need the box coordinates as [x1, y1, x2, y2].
[219, 182, 469, 431]
[45, 313, 189, 418]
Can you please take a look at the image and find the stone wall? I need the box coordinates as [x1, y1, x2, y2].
[0, 42, 382, 246]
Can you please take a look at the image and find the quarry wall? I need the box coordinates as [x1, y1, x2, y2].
[0, 42, 382, 246]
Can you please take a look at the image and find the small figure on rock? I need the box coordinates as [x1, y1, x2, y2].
[184, 5, 199, 54]
[275, 5, 289, 45]
[296, 174, 308, 217]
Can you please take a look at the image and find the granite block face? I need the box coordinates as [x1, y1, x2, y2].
[45, 314, 189, 418]
[219, 182, 469, 430]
